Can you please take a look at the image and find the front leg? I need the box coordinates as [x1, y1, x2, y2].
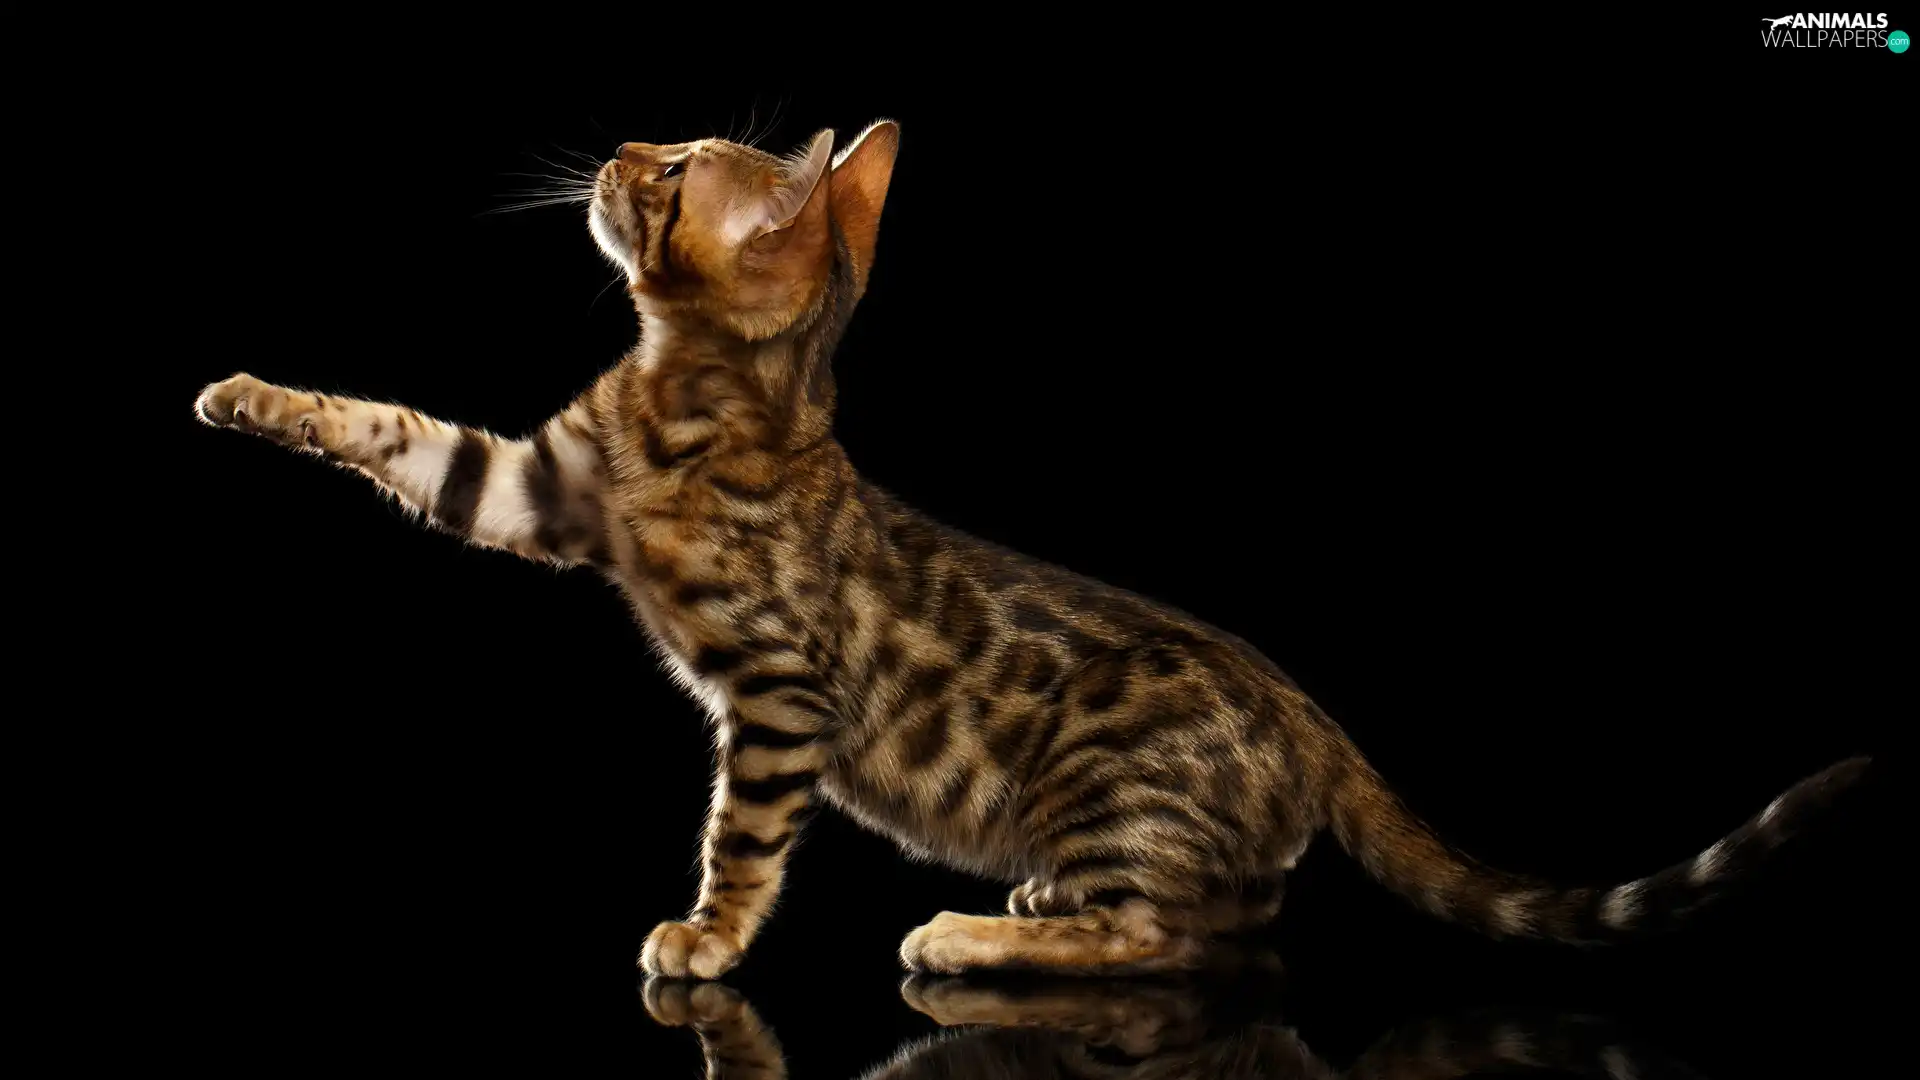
[641, 698, 830, 979]
[194, 372, 607, 565]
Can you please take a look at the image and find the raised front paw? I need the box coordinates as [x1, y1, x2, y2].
[194, 372, 325, 449]
[640, 919, 744, 980]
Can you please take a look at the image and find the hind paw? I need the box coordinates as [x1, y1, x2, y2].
[1007, 879, 1082, 917]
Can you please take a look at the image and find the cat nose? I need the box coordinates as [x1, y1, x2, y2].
[616, 142, 648, 163]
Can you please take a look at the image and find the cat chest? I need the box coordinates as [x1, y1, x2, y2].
[608, 510, 817, 648]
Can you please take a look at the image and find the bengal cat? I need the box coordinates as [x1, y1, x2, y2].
[192, 119, 1869, 980]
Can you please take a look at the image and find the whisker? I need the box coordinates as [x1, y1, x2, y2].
[494, 184, 596, 197]
[497, 183, 598, 197]
[528, 154, 601, 180]
[590, 268, 629, 311]
[748, 98, 771, 147]
[502, 171, 597, 185]
[480, 195, 597, 215]
[744, 96, 788, 151]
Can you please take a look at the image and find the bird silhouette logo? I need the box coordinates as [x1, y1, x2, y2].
[1763, 16, 1796, 28]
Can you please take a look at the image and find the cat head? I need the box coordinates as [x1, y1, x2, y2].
[591, 120, 899, 341]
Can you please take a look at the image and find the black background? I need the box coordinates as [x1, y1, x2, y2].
[86, 13, 1907, 1077]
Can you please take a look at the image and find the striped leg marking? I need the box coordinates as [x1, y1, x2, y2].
[195, 373, 606, 565]
[640, 701, 826, 979]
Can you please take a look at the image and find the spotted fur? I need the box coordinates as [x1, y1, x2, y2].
[194, 119, 1870, 979]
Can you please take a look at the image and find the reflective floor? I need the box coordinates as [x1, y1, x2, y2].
[631, 948, 1887, 1079]
[174, 792, 1890, 1075]
[228, 913, 1886, 1075]
[646, 967, 1709, 1079]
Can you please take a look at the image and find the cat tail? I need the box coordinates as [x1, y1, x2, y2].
[1325, 752, 1871, 944]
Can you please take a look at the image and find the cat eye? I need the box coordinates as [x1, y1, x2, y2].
[659, 161, 686, 180]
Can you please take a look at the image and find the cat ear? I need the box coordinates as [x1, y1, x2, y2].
[729, 129, 834, 246]
[829, 119, 900, 296]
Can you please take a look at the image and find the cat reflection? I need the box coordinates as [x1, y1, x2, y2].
[641, 962, 1704, 1079]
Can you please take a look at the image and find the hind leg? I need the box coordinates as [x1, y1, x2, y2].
[923, 802, 1253, 974]
[949, 872, 1285, 978]
[1008, 873, 1285, 929]
[901, 896, 1206, 976]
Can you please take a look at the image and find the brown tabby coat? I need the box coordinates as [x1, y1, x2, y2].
[193, 119, 1867, 980]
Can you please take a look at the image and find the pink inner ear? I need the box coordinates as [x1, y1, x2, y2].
[721, 131, 836, 247]
[765, 133, 836, 229]
[722, 201, 772, 247]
